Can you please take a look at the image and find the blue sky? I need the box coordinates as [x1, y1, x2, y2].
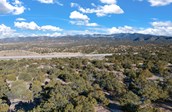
[0, 0, 172, 38]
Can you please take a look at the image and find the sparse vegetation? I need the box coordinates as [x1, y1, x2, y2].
[0, 44, 171, 112]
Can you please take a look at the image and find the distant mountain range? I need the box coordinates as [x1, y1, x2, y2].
[0, 33, 172, 44]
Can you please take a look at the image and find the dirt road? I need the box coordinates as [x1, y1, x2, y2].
[0, 53, 112, 60]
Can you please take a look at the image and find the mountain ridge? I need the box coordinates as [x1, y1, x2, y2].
[0, 33, 172, 43]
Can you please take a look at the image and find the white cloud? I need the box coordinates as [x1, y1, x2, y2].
[69, 11, 98, 27]
[97, 4, 124, 16]
[108, 26, 136, 34]
[0, 0, 25, 15]
[86, 23, 99, 27]
[23, 32, 63, 37]
[70, 11, 90, 21]
[14, 21, 63, 31]
[70, 20, 99, 27]
[139, 21, 172, 36]
[41, 25, 63, 31]
[148, 0, 172, 6]
[79, 4, 124, 17]
[37, 0, 54, 4]
[151, 21, 172, 27]
[16, 18, 26, 21]
[100, 0, 116, 4]
[137, 0, 172, 6]
[37, 0, 63, 5]
[0, 24, 16, 38]
[70, 20, 85, 26]
[64, 29, 101, 35]
[71, 2, 79, 7]
[108, 21, 172, 36]
[14, 0, 21, 5]
[71, 1, 124, 17]
[14, 21, 40, 30]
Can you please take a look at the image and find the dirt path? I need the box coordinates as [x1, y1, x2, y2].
[0, 53, 112, 60]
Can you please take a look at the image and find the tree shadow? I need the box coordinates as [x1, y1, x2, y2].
[107, 103, 123, 112]
[105, 94, 123, 112]
[154, 100, 172, 111]
[15, 98, 41, 111]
